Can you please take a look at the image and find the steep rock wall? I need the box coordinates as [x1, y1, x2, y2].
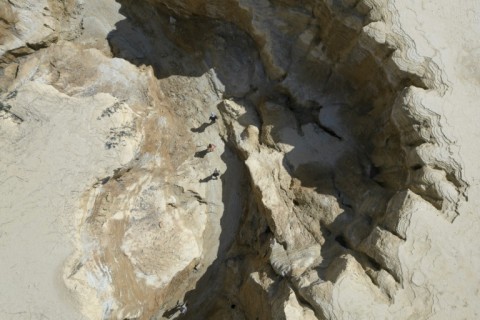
[0, 0, 478, 320]
[99, 0, 470, 319]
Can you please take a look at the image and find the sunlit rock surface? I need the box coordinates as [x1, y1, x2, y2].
[1, 0, 479, 319]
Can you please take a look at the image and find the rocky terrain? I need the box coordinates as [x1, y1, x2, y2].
[1, 0, 480, 319]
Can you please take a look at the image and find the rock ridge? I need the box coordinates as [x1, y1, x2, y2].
[1, 0, 478, 319]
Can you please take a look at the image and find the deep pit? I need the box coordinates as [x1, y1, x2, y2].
[76, 0, 465, 318]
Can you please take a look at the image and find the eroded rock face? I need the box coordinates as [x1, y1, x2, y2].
[1, 0, 479, 319]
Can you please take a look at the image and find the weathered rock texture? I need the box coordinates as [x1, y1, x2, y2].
[1, 0, 480, 319]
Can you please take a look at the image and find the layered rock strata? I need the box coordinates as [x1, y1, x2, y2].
[1, 0, 479, 319]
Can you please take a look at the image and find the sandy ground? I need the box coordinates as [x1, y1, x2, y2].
[0, 83, 137, 319]
[0, 1, 133, 318]
[392, 0, 480, 318]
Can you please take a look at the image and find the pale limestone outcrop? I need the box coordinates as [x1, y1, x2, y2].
[0, 72, 141, 319]
[0, 0, 82, 65]
[1, 0, 480, 319]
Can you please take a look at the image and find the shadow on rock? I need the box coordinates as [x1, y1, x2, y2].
[107, 0, 266, 98]
[191, 122, 213, 133]
[194, 149, 209, 158]
[179, 146, 246, 319]
[163, 302, 187, 319]
[199, 174, 214, 183]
